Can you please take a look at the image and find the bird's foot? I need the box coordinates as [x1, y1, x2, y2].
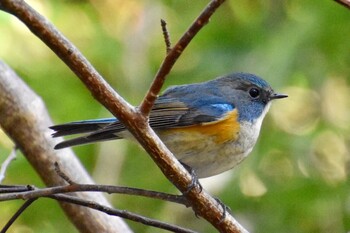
[214, 197, 232, 223]
[181, 162, 203, 195]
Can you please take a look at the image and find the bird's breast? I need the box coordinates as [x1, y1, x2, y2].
[156, 109, 264, 177]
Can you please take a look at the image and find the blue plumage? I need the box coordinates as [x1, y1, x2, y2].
[51, 72, 287, 177]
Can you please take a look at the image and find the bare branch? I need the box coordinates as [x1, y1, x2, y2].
[0, 184, 192, 232]
[49, 194, 197, 233]
[54, 162, 76, 185]
[0, 185, 193, 233]
[51, 162, 188, 205]
[0, 147, 17, 183]
[0, 185, 34, 193]
[0, 184, 188, 205]
[161, 19, 172, 53]
[140, 0, 226, 116]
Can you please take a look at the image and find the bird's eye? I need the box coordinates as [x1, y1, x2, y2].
[249, 88, 260, 98]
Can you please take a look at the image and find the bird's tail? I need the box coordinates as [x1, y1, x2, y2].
[50, 118, 123, 149]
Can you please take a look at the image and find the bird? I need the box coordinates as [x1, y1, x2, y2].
[50, 72, 287, 178]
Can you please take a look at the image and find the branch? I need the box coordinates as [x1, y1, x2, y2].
[0, 61, 131, 232]
[49, 194, 197, 233]
[161, 19, 172, 53]
[0, 183, 192, 232]
[0, 1, 248, 232]
[0, 184, 193, 233]
[0, 184, 188, 206]
[140, 0, 225, 115]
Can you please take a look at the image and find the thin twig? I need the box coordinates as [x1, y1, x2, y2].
[0, 192, 194, 233]
[54, 162, 76, 185]
[161, 19, 172, 53]
[0, 184, 191, 232]
[49, 194, 197, 233]
[52, 162, 187, 203]
[0, 185, 33, 193]
[0, 198, 37, 233]
[0, 184, 188, 205]
[139, 0, 226, 116]
[0, 147, 17, 183]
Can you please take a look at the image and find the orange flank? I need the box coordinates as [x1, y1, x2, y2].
[168, 110, 240, 144]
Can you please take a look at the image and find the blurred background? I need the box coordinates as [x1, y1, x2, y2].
[0, 0, 349, 232]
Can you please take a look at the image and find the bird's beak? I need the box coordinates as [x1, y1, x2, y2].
[270, 93, 288, 100]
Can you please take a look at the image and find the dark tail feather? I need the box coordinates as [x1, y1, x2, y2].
[54, 133, 122, 149]
[50, 118, 116, 137]
[50, 118, 123, 149]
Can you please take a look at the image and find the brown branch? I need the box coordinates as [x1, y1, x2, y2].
[334, 0, 350, 9]
[54, 162, 76, 185]
[0, 186, 193, 233]
[49, 194, 197, 233]
[0, 184, 188, 206]
[0, 185, 34, 193]
[161, 19, 172, 53]
[140, 0, 225, 116]
[0, 0, 248, 232]
[0, 183, 192, 232]
[0, 61, 132, 233]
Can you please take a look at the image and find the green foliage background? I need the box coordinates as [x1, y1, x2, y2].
[0, 0, 349, 232]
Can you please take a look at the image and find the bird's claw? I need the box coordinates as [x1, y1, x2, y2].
[181, 162, 203, 195]
[214, 197, 231, 223]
